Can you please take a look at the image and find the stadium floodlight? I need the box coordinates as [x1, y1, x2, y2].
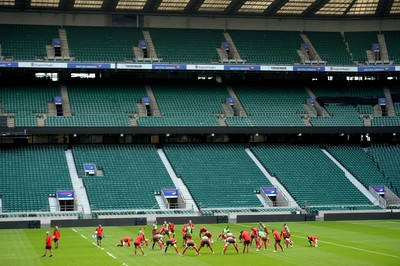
[255, 133, 259, 136]
[297, 133, 302, 137]
[166, 133, 170, 137]
[120, 133, 124, 137]
[73, 134, 77, 137]
[393, 133, 397, 136]
[211, 133, 215, 137]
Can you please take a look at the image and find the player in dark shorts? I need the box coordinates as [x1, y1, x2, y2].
[198, 235, 214, 254]
[181, 239, 200, 256]
[199, 227, 208, 238]
[239, 231, 252, 253]
[42, 231, 54, 257]
[134, 234, 146, 256]
[164, 238, 180, 255]
[181, 224, 188, 247]
[53, 226, 61, 249]
[222, 235, 239, 254]
[272, 229, 284, 252]
[116, 237, 133, 247]
[308, 235, 318, 247]
[168, 222, 175, 238]
[259, 230, 268, 250]
[152, 233, 164, 250]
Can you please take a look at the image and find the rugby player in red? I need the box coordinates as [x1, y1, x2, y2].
[199, 226, 208, 238]
[53, 226, 61, 249]
[308, 235, 318, 247]
[94, 224, 104, 247]
[198, 235, 214, 254]
[117, 237, 133, 247]
[222, 234, 239, 254]
[182, 239, 200, 256]
[181, 224, 188, 246]
[239, 231, 252, 253]
[152, 233, 164, 250]
[134, 234, 146, 256]
[272, 229, 284, 252]
[164, 238, 180, 255]
[204, 231, 214, 243]
[42, 231, 54, 257]
[168, 222, 175, 238]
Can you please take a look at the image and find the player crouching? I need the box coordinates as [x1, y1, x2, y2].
[116, 237, 133, 247]
[307, 235, 318, 247]
[182, 239, 200, 256]
[222, 234, 239, 254]
[164, 238, 180, 255]
[198, 235, 214, 254]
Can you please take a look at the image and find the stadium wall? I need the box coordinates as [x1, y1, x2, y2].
[50, 218, 147, 228]
[0, 12, 400, 32]
[324, 212, 400, 221]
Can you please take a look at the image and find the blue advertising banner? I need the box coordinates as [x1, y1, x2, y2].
[293, 66, 325, 72]
[262, 187, 277, 196]
[378, 98, 386, 106]
[224, 65, 261, 71]
[358, 66, 395, 72]
[139, 40, 147, 49]
[152, 64, 187, 70]
[54, 96, 63, 105]
[372, 186, 385, 195]
[0, 62, 18, 67]
[52, 38, 61, 48]
[57, 190, 74, 200]
[67, 63, 112, 69]
[162, 189, 178, 198]
[84, 163, 96, 175]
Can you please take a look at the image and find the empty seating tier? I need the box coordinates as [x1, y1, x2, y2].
[0, 146, 72, 212]
[149, 28, 224, 63]
[138, 82, 228, 127]
[368, 144, 400, 196]
[228, 30, 302, 64]
[66, 26, 144, 62]
[0, 24, 59, 60]
[163, 144, 273, 208]
[344, 31, 379, 63]
[305, 32, 353, 65]
[0, 82, 60, 126]
[72, 145, 174, 210]
[46, 83, 146, 127]
[251, 144, 374, 210]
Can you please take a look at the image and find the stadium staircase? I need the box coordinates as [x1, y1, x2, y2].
[142, 31, 160, 61]
[59, 28, 71, 60]
[377, 33, 390, 64]
[65, 149, 92, 218]
[300, 34, 323, 63]
[245, 148, 300, 208]
[222, 32, 244, 63]
[145, 84, 161, 116]
[226, 85, 247, 116]
[157, 149, 199, 213]
[383, 87, 396, 117]
[322, 149, 380, 207]
[60, 84, 72, 116]
[305, 87, 330, 117]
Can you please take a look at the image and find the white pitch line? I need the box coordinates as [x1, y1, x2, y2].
[80, 234, 88, 239]
[107, 252, 117, 259]
[291, 235, 400, 259]
[71, 228, 77, 232]
[236, 223, 400, 259]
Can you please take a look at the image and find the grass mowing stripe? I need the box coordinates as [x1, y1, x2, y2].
[71, 228, 127, 265]
[237, 222, 400, 260]
[291, 235, 400, 260]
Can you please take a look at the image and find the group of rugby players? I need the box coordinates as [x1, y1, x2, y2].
[115, 220, 318, 256]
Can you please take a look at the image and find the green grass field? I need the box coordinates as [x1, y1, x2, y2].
[0, 220, 399, 266]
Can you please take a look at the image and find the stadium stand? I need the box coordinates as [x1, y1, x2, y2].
[304, 32, 353, 65]
[66, 26, 144, 62]
[368, 144, 400, 196]
[344, 31, 379, 64]
[228, 30, 302, 64]
[0, 146, 73, 212]
[72, 145, 175, 210]
[325, 145, 388, 189]
[225, 85, 307, 126]
[0, 24, 59, 60]
[45, 82, 146, 127]
[0, 82, 60, 127]
[163, 144, 273, 208]
[251, 144, 376, 212]
[148, 28, 224, 63]
[382, 31, 400, 64]
[137, 82, 228, 126]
